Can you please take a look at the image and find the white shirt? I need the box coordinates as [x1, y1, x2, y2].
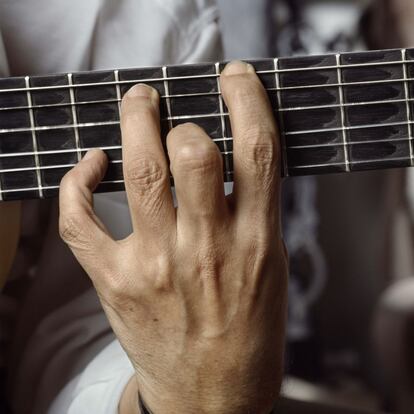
[0, 1, 222, 413]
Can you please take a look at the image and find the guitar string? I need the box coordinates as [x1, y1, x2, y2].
[0, 137, 232, 159]
[2, 154, 412, 196]
[2, 55, 414, 195]
[0, 130, 410, 161]
[0, 119, 413, 161]
[0, 76, 414, 115]
[0, 74, 413, 137]
[0, 133, 411, 175]
[0, 92, 413, 115]
[0, 70, 413, 138]
[0, 56, 413, 95]
[1, 115, 413, 143]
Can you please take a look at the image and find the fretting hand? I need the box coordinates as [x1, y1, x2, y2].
[59, 61, 288, 414]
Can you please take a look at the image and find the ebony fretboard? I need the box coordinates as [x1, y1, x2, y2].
[1, 48, 414, 201]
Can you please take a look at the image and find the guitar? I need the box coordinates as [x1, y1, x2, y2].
[0, 201, 20, 288]
[0, 47, 413, 202]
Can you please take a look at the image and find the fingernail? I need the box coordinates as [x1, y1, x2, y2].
[127, 83, 157, 100]
[222, 61, 255, 76]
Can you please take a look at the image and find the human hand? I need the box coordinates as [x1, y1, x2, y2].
[0, 201, 20, 290]
[59, 61, 288, 414]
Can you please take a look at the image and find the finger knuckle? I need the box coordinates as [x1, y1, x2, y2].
[240, 128, 277, 171]
[59, 214, 85, 247]
[106, 273, 131, 303]
[60, 170, 76, 189]
[148, 254, 174, 292]
[126, 157, 166, 194]
[173, 139, 220, 174]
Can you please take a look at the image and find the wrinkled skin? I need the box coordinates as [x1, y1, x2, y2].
[59, 61, 288, 414]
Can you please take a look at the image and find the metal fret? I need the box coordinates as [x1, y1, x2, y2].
[162, 66, 173, 130]
[1, 49, 414, 201]
[25, 76, 44, 198]
[336, 54, 350, 172]
[215, 62, 231, 181]
[401, 49, 414, 165]
[274, 58, 289, 177]
[114, 70, 122, 114]
[68, 73, 82, 162]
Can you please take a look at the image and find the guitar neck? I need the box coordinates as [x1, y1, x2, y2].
[1, 48, 414, 201]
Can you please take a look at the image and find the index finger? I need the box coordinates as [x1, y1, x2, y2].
[220, 61, 280, 218]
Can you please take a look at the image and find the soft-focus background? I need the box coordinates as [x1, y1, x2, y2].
[216, 0, 414, 413]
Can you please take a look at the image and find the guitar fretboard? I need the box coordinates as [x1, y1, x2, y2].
[1, 48, 414, 201]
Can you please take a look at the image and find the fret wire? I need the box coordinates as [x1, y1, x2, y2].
[215, 62, 231, 181]
[336, 54, 350, 172]
[162, 66, 173, 130]
[114, 70, 122, 114]
[68, 73, 82, 162]
[401, 49, 414, 166]
[25, 76, 44, 198]
[274, 58, 289, 177]
[1, 56, 414, 95]
[0, 137, 234, 159]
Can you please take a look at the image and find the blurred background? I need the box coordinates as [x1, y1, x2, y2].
[215, 0, 414, 413]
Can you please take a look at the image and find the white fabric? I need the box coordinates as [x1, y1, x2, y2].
[0, 1, 222, 413]
[49, 341, 134, 414]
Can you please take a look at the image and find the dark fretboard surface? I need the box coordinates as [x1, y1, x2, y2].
[1, 48, 414, 201]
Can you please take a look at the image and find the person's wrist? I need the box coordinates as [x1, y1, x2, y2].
[136, 377, 279, 414]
